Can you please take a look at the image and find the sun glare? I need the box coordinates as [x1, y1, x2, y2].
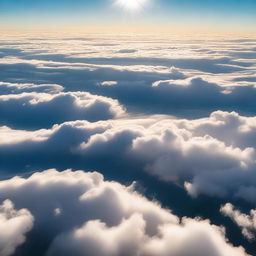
[115, 0, 148, 11]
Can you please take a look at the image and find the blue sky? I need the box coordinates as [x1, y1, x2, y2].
[0, 0, 255, 34]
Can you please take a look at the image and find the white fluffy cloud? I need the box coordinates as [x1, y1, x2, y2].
[1, 111, 256, 202]
[220, 203, 256, 241]
[48, 215, 248, 256]
[132, 123, 254, 184]
[0, 91, 125, 128]
[0, 169, 249, 256]
[174, 111, 256, 149]
[0, 200, 34, 256]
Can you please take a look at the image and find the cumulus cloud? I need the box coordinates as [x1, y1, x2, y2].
[220, 203, 256, 241]
[0, 200, 34, 256]
[132, 122, 253, 181]
[141, 218, 248, 256]
[48, 215, 248, 256]
[0, 91, 125, 129]
[1, 111, 256, 202]
[0, 169, 249, 256]
[174, 111, 256, 149]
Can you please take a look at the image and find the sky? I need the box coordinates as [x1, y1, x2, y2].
[0, 0, 256, 35]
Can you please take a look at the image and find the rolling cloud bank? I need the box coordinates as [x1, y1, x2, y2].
[0, 34, 256, 255]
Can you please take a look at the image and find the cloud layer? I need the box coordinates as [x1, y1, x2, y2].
[0, 169, 249, 256]
[1, 111, 256, 203]
[0, 35, 256, 255]
[0, 36, 255, 118]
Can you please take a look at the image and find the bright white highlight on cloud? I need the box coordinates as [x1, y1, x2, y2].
[0, 200, 34, 256]
[220, 203, 256, 241]
[0, 169, 250, 256]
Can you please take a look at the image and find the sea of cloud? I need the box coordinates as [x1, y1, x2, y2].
[0, 34, 256, 255]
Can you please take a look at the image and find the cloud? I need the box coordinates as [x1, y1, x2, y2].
[132, 124, 254, 184]
[173, 111, 256, 149]
[0, 200, 34, 256]
[1, 111, 256, 203]
[0, 35, 256, 255]
[140, 218, 248, 256]
[0, 38, 256, 119]
[0, 81, 63, 94]
[20, 66, 253, 120]
[147, 77, 256, 117]
[220, 203, 256, 241]
[0, 169, 249, 256]
[99, 81, 118, 86]
[48, 215, 248, 256]
[0, 91, 125, 129]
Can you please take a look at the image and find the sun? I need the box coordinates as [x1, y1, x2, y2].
[115, 0, 148, 11]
